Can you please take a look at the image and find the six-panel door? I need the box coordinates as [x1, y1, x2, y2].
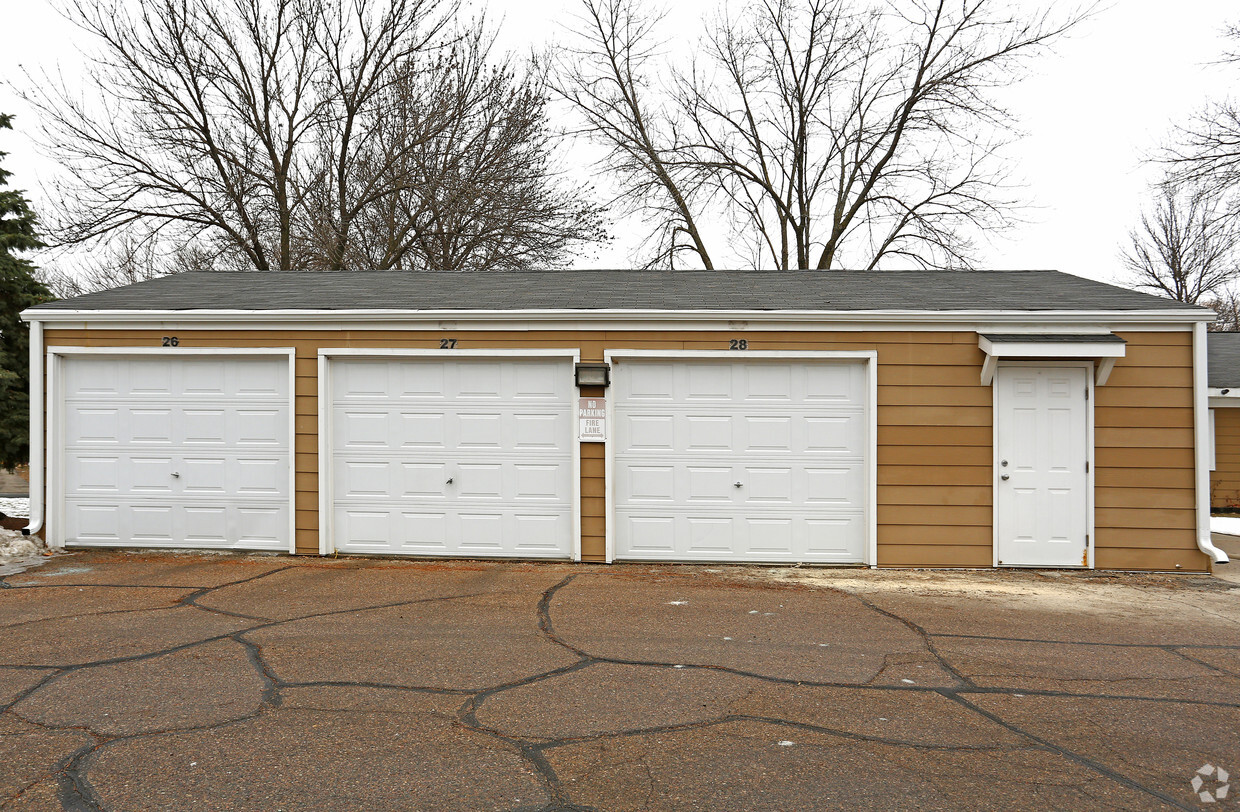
[995, 365, 1090, 567]
[327, 357, 575, 557]
[611, 358, 870, 563]
[60, 355, 291, 549]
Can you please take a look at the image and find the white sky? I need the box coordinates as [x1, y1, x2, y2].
[0, 0, 1236, 286]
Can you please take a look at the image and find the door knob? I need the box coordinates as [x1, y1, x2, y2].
[1000, 474, 1010, 481]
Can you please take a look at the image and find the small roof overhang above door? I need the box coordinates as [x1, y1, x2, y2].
[978, 333, 1127, 386]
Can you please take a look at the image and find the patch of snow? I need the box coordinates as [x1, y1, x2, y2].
[1211, 516, 1240, 536]
[666, 600, 689, 606]
[777, 741, 795, 747]
[901, 679, 916, 684]
[0, 528, 47, 576]
[0, 497, 30, 518]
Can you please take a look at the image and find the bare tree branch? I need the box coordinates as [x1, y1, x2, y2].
[1122, 182, 1240, 305]
[558, 0, 1088, 269]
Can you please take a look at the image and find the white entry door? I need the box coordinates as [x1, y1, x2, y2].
[612, 357, 870, 563]
[59, 354, 292, 550]
[327, 356, 574, 558]
[995, 365, 1090, 567]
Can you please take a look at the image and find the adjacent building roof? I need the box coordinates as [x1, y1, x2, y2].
[1208, 332, 1240, 388]
[27, 269, 1208, 314]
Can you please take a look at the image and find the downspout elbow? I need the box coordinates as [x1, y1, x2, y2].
[1198, 534, 1230, 565]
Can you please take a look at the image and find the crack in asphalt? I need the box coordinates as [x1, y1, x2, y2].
[928, 631, 1240, 649]
[2, 558, 1237, 811]
[940, 690, 1199, 811]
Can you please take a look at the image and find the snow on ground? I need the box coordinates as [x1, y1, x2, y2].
[1211, 516, 1240, 536]
[0, 497, 30, 518]
[0, 528, 45, 576]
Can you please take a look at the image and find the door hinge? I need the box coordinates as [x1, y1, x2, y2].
[1084, 387, 1089, 400]
[1085, 461, 1090, 473]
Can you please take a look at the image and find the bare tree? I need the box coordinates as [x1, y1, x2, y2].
[557, 0, 1087, 270]
[1203, 287, 1240, 332]
[37, 237, 219, 298]
[308, 32, 609, 270]
[1122, 183, 1240, 305]
[23, 0, 605, 280]
[1164, 23, 1240, 200]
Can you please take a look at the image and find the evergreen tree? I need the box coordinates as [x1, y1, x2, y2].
[0, 114, 52, 471]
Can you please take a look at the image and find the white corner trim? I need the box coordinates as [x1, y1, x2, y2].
[1195, 323, 1231, 565]
[23, 321, 43, 537]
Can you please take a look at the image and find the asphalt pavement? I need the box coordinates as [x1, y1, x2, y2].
[1, 550, 1238, 811]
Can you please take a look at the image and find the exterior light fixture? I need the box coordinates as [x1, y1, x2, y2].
[575, 363, 610, 387]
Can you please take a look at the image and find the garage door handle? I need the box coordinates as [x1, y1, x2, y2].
[734, 481, 743, 488]
[446, 478, 453, 485]
[171, 472, 180, 478]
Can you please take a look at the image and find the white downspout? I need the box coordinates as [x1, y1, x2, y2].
[1194, 321, 1229, 564]
[22, 318, 43, 537]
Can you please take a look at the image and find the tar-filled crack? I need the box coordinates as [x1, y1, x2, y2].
[833, 589, 974, 688]
[939, 690, 1199, 811]
[235, 633, 282, 708]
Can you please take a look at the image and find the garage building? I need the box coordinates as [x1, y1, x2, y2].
[20, 269, 1229, 570]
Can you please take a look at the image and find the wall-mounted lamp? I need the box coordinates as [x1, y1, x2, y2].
[575, 362, 611, 387]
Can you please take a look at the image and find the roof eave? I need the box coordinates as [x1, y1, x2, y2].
[21, 307, 1211, 326]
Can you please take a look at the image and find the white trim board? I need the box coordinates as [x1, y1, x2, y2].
[44, 346, 298, 553]
[602, 349, 879, 567]
[23, 308, 1209, 330]
[316, 347, 582, 561]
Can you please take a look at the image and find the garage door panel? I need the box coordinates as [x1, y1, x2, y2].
[459, 413, 504, 448]
[60, 356, 291, 550]
[804, 515, 866, 557]
[458, 463, 503, 498]
[805, 414, 866, 454]
[330, 358, 574, 557]
[614, 359, 870, 563]
[402, 462, 449, 498]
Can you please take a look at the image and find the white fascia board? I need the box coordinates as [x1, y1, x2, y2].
[20, 307, 1210, 330]
[1209, 389, 1240, 407]
[977, 337, 1128, 359]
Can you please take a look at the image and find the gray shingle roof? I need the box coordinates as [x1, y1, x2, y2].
[27, 269, 1207, 314]
[1208, 332, 1240, 387]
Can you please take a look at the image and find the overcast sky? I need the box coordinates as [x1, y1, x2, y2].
[1, 0, 1237, 286]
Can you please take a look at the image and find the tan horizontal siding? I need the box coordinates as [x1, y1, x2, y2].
[1211, 408, 1240, 509]
[879, 544, 991, 567]
[41, 326, 1204, 569]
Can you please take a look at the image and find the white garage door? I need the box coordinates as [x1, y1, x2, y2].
[60, 354, 291, 550]
[328, 357, 574, 558]
[612, 357, 870, 563]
